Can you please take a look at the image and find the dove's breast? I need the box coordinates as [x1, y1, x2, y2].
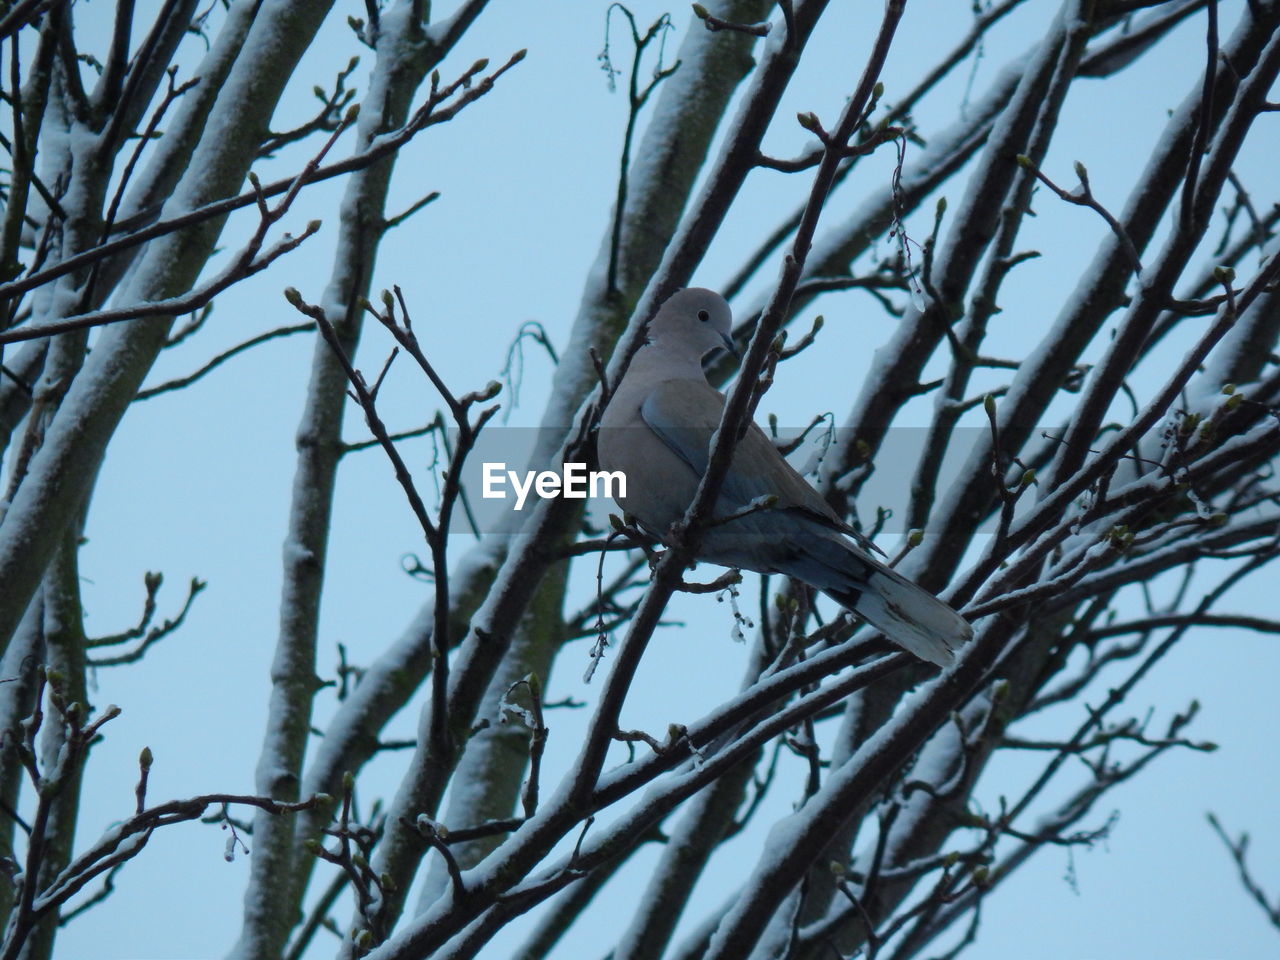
[598, 395, 700, 539]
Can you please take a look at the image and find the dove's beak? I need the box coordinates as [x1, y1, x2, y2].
[721, 332, 741, 360]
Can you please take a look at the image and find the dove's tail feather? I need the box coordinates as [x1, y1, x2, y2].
[711, 522, 972, 666]
[825, 562, 971, 668]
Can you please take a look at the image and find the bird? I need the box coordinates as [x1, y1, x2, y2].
[596, 287, 972, 666]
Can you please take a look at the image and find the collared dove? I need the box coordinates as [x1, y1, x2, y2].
[597, 287, 972, 666]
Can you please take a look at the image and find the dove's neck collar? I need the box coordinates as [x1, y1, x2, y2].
[635, 333, 712, 381]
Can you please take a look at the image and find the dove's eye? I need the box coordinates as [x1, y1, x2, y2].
[698, 310, 710, 322]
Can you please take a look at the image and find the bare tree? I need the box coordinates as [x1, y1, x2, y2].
[1, 1, 1278, 959]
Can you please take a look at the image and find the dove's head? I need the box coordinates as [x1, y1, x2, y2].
[648, 288, 739, 362]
